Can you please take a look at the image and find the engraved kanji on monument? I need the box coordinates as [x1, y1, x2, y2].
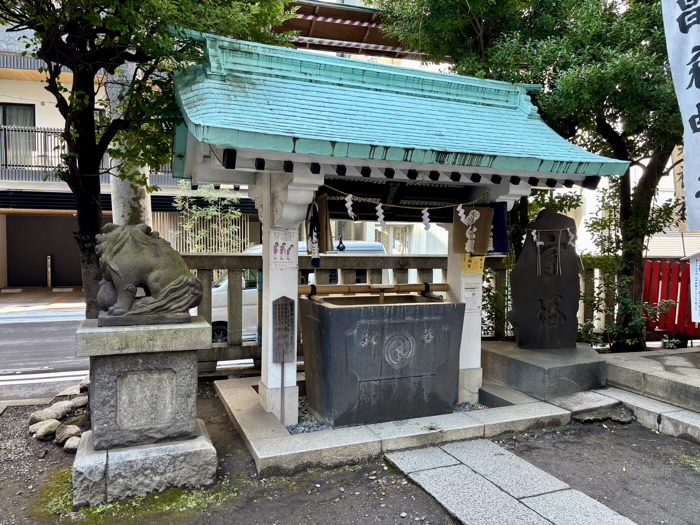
[273, 296, 296, 363]
[508, 211, 580, 349]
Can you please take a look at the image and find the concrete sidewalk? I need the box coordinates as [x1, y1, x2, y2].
[0, 287, 85, 323]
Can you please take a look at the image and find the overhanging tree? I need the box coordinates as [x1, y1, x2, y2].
[377, 0, 683, 350]
[0, 0, 291, 317]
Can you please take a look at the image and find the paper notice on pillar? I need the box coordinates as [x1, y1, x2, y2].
[270, 229, 298, 269]
[462, 285, 481, 313]
[662, 1, 700, 231]
[691, 253, 700, 322]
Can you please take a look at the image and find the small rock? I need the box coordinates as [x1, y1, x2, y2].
[29, 419, 56, 434]
[70, 395, 88, 409]
[55, 424, 81, 445]
[380, 504, 386, 508]
[79, 376, 90, 392]
[28, 400, 74, 425]
[400, 512, 407, 518]
[37, 450, 47, 459]
[339, 487, 345, 492]
[34, 419, 61, 440]
[64, 436, 81, 453]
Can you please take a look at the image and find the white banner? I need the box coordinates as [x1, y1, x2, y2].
[663, 1, 700, 231]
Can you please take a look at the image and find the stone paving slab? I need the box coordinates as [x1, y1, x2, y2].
[385, 447, 460, 474]
[367, 412, 483, 451]
[522, 489, 637, 525]
[441, 439, 569, 499]
[594, 387, 684, 430]
[467, 402, 571, 437]
[410, 465, 552, 525]
[548, 391, 620, 415]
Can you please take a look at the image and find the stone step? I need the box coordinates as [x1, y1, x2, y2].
[479, 380, 540, 407]
[604, 352, 700, 413]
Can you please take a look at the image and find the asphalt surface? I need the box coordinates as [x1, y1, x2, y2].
[0, 320, 85, 375]
[0, 318, 87, 401]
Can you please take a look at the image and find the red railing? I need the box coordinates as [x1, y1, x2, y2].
[644, 260, 699, 337]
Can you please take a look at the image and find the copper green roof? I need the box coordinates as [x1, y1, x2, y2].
[174, 33, 629, 178]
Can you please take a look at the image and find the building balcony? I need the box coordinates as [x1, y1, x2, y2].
[0, 126, 180, 188]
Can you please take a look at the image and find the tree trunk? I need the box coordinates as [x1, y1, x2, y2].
[614, 151, 672, 351]
[110, 166, 152, 227]
[508, 196, 529, 260]
[73, 173, 103, 319]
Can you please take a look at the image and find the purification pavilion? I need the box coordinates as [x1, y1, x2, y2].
[173, 32, 628, 425]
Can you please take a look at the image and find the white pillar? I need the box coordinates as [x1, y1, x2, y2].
[0, 214, 7, 289]
[249, 168, 321, 425]
[445, 220, 483, 404]
[110, 166, 153, 227]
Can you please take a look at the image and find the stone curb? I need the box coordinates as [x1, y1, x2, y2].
[603, 352, 700, 413]
[214, 378, 574, 475]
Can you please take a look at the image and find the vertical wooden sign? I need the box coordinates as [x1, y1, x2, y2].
[273, 296, 295, 363]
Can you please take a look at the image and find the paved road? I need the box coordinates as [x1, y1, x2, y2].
[0, 320, 86, 375]
[0, 319, 88, 401]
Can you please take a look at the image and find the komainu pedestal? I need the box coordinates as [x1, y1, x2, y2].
[72, 318, 217, 508]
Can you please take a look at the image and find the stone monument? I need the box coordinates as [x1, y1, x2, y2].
[509, 210, 580, 349]
[72, 223, 217, 508]
[482, 211, 606, 400]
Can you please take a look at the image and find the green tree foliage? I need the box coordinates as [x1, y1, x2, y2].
[0, 0, 291, 316]
[376, 0, 683, 350]
[173, 182, 245, 254]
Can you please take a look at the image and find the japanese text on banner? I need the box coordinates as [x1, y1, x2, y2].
[662, 0, 700, 231]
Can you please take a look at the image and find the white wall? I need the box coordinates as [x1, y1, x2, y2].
[0, 79, 66, 127]
[0, 214, 7, 289]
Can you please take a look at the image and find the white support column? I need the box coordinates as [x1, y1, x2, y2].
[249, 167, 321, 425]
[446, 221, 483, 404]
[0, 214, 7, 289]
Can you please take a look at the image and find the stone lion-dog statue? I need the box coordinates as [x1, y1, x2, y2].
[96, 223, 203, 323]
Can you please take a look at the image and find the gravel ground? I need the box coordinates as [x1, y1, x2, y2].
[0, 383, 458, 525]
[0, 404, 75, 524]
[498, 419, 700, 525]
[5, 384, 700, 525]
[286, 396, 331, 435]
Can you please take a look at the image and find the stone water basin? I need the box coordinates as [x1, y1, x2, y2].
[299, 294, 465, 427]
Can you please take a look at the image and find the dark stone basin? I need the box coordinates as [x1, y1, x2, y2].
[299, 294, 465, 427]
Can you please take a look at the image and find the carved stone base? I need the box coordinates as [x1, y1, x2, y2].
[482, 341, 606, 401]
[97, 311, 191, 327]
[72, 420, 217, 508]
[90, 350, 198, 450]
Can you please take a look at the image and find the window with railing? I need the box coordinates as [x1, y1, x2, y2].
[0, 104, 36, 167]
[0, 124, 176, 185]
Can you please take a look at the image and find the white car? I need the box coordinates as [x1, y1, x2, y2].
[209, 240, 387, 343]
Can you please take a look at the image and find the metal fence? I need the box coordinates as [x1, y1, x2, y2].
[0, 126, 178, 186]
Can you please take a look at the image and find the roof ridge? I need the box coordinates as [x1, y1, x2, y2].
[199, 32, 540, 115]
